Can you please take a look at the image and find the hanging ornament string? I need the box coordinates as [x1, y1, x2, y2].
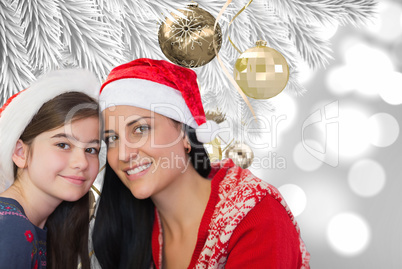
[228, 0, 254, 54]
[227, 0, 289, 100]
[213, 0, 257, 121]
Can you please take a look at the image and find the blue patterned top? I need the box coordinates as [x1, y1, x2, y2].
[0, 197, 47, 268]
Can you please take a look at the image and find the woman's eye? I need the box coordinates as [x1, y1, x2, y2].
[86, 148, 99, 155]
[105, 135, 118, 145]
[133, 125, 150, 134]
[56, 143, 70, 150]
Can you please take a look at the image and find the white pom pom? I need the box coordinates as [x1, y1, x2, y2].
[196, 120, 220, 143]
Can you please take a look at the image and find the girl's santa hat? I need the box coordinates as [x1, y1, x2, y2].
[99, 58, 219, 144]
[0, 69, 99, 192]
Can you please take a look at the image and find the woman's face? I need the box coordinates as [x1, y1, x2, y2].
[103, 105, 189, 199]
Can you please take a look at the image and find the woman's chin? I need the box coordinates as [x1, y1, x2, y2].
[129, 187, 152, 200]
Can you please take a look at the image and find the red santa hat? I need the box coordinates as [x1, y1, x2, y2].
[0, 69, 99, 192]
[99, 58, 219, 143]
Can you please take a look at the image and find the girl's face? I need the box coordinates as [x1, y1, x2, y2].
[24, 117, 100, 202]
[103, 105, 189, 200]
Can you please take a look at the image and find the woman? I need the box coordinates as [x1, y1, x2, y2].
[0, 69, 101, 269]
[93, 58, 310, 268]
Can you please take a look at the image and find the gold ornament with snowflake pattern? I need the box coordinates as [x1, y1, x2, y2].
[158, 3, 222, 68]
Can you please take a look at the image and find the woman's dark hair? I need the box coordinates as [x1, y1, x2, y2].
[182, 123, 211, 178]
[15, 91, 99, 269]
[93, 123, 211, 268]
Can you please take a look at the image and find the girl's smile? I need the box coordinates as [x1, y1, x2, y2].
[58, 174, 87, 185]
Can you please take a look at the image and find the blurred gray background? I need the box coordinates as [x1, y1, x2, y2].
[247, 0, 402, 267]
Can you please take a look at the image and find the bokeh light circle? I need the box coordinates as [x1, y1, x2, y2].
[326, 66, 355, 95]
[365, 1, 402, 42]
[379, 72, 402, 105]
[368, 113, 400, 147]
[293, 140, 324, 171]
[298, 60, 315, 84]
[348, 159, 386, 197]
[328, 40, 395, 99]
[344, 42, 394, 97]
[278, 184, 307, 217]
[327, 212, 371, 256]
[344, 42, 394, 71]
[271, 92, 297, 133]
[329, 107, 370, 159]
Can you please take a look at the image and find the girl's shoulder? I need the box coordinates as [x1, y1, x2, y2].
[0, 197, 47, 246]
[0, 197, 30, 222]
[0, 197, 47, 268]
[0, 197, 38, 243]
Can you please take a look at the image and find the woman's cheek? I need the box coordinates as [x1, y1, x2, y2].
[107, 148, 118, 167]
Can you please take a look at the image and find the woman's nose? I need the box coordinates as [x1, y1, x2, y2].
[118, 138, 139, 162]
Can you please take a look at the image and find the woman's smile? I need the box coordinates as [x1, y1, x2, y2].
[124, 162, 153, 179]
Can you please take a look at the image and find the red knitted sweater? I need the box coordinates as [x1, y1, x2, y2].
[152, 159, 310, 268]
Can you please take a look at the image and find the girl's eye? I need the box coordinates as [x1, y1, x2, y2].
[86, 148, 99, 155]
[133, 125, 150, 134]
[57, 143, 70, 150]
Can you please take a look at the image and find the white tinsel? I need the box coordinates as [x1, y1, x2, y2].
[0, 0, 376, 140]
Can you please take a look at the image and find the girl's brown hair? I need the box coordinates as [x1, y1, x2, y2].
[15, 91, 99, 269]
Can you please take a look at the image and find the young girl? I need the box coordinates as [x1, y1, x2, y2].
[93, 58, 310, 268]
[0, 69, 101, 269]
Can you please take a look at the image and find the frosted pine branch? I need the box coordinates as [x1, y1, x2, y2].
[285, 68, 307, 96]
[288, 21, 333, 69]
[266, 0, 376, 25]
[340, 0, 377, 26]
[17, 0, 62, 71]
[247, 1, 299, 69]
[94, 0, 124, 50]
[0, 1, 35, 104]
[241, 97, 275, 140]
[58, 0, 124, 79]
[120, 3, 164, 61]
[0, 0, 379, 140]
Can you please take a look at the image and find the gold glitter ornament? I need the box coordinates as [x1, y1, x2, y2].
[205, 109, 225, 124]
[234, 40, 289, 99]
[225, 142, 254, 169]
[207, 137, 223, 162]
[158, 3, 222, 68]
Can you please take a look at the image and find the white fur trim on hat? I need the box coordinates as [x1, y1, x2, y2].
[99, 78, 198, 129]
[196, 120, 220, 143]
[0, 69, 100, 192]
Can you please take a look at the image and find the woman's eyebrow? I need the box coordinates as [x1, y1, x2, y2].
[104, 130, 115, 135]
[104, 116, 154, 134]
[126, 116, 153, 127]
